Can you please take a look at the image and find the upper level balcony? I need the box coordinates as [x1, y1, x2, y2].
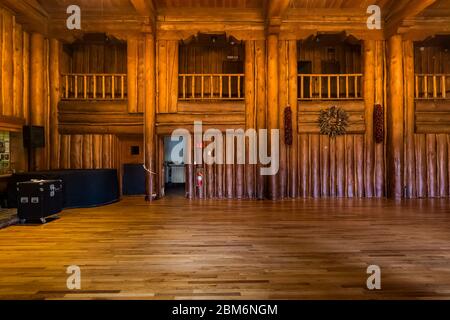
[178, 33, 244, 103]
[297, 33, 363, 101]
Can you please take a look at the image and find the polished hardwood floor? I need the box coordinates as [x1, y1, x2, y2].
[0, 195, 449, 300]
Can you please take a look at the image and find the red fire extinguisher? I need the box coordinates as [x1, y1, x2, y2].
[196, 172, 204, 188]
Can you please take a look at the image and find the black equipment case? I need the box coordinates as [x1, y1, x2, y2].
[17, 180, 63, 223]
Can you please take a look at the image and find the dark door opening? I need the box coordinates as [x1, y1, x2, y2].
[164, 136, 186, 197]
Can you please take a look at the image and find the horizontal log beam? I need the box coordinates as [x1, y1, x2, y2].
[385, 0, 437, 37]
[1, 0, 48, 33]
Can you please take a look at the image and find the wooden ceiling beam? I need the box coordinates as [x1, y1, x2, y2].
[266, 0, 291, 19]
[266, 0, 291, 34]
[385, 0, 437, 38]
[129, 0, 156, 32]
[129, 0, 155, 17]
[0, 0, 48, 34]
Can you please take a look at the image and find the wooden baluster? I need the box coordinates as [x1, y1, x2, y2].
[220, 76, 223, 98]
[65, 75, 69, 99]
[355, 76, 358, 98]
[74, 75, 78, 99]
[336, 76, 340, 99]
[424, 75, 428, 98]
[192, 75, 195, 99]
[346, 76, 349, 99]
[318, 76, 322, 99]
[309, 76, 313, 99]
[183, 75, 186, 99]
[443, 75, 447, 99]
[328, 76, 331, 99]
[415, 75, 419, 99]
[102, 75, 106, 99]
[201, 75, 204, 99]
[300, 75, 304, 99]
[111, 75, 115, 99]
[237, 75, 241, 99]
[211, 75, 214, 99]
[229, 75, 232, 99]
[93, 75, 97, 99]
[121, 75, 124, 99]
[433, 75, 437, 98]
[84, 75, 87, 99]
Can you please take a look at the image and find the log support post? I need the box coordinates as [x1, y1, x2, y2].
[386, 35, 404, 198]
[30, 33, 47, 171]
[144, 33, 157, 201]
[363, 40, 376, 198]
[49, 39, 61, 169]
[127, 36, 138, 113]
[267, 33, 280, 200]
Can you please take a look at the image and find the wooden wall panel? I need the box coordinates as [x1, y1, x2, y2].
[297, 133, 372, 198]
[404, 42, 450, 198]
[183, 132, 261, 200]
[127, 36, 138, 113]
[157, 40, 178, 113]
[58, 134, 119, 170]
[0, 9, 31, 121]
[1, 9, 14, 116]
[68, 41, 127, 74]
[13, 23, 23, 118]
[179, 42, 244, 74]
[297, 41, 362, 74]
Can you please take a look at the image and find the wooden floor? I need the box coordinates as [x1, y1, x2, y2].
[0, 195, 450, 300]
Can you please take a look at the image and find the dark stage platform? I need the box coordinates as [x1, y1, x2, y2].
[7, 169, 119, 209]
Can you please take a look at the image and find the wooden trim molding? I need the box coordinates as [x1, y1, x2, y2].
[0, 116, 26, 132]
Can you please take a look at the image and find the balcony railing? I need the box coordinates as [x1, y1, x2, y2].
[179, 74, 245, 101]
[61, 73, 127, 100]
[298, 74, 363, 100]
[415, 74, 450, 99]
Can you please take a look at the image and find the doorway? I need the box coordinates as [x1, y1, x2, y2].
[163, 136, 186, 197]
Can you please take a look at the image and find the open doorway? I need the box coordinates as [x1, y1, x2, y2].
[163, 136, 186, 197]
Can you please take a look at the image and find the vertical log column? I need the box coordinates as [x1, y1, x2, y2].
[30, 33, 46, 171]
[363, 40, 376, 197]
[288, 40, 298, 198]
[267, 34, 280, 200]
[387, 35, 404, 198]
[403, 40, 416, 198]
[1, 11, 14, 116]
[374, 41, 385, 197]
[255, 40, 267, 199]
[49, 39, 61, 169]
[127, 36, 138, 113]
[144, 33, 157, 201]
[245, 41, 255, 199]
[278, 41, 287, 199]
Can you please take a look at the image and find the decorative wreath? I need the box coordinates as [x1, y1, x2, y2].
[318, 106, 349, 137]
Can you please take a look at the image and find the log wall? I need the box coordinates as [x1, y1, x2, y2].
[65, 41, 127, 74]
[157, 40, 179, 113]
[297, 40, 362, 74]
[0, 8, 30, 121]
[58, 134, 120, 170]
[404, 41, 450, 198]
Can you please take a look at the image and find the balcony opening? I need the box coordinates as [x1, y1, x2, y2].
[178, 33, 245, 101]
[61, 33, 127, 101]
[414, 35, 450, 100]
[297, 33, 363, 100]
